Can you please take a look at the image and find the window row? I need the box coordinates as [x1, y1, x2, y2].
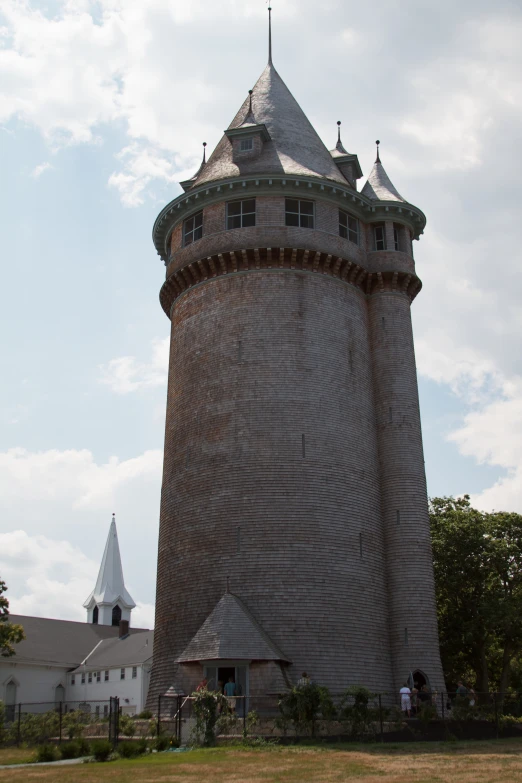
[71, 667, 137, 685]
[180, 199, 406, 252]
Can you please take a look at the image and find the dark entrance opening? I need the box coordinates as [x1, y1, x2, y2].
[93, 606, 99, 624]
[412, 670, 429, 690]
[217, 666, 235, 694]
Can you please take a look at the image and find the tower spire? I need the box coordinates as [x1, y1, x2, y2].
[268, 5, 273, 65]
[375, 139, 381, 163]
[202, 142, 207, 164]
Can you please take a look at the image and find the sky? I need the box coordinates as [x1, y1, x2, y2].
[1, 0, 521, 630]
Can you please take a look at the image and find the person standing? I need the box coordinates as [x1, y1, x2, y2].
[400, 683, 412, 718]
[224, 676, 236, 711]
[297, 672, 311, 687]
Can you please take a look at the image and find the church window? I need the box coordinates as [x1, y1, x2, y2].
[393, 225, 400, 251]
[103, 704, 109, 716]
[105, 670, 109, 682]
[95, 705, 100, 717]
[373, 224, 385, 251]
[81, 673, 86, 685]
[88, 672, 92, 683]
[285, 199, 314, 229]
[240, 138, 253, 152]
[227, 199, 256, 229]
[92, 606, 98, 624]
[339, 210, 359, 244]
[121, 668, 126, 680]
[112, 605, 122, 627]
[132, 667, 137, 679]
[183, 211, 203, 246]
[71, 675, 75, 686]
[96, 671, 101, 683]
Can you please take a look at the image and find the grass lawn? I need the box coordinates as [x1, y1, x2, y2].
[1, 739, 522, 782]
[0, 747, 37, 766]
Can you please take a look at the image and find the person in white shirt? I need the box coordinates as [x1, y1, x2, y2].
[400, 683, 412, 717]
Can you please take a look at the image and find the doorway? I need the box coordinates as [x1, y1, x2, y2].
[410, 670, 429, 690]
[204, 663, 249, 714]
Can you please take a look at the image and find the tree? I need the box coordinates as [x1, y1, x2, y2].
[430, 496, 522, 694]
[0, 578, 25, 657]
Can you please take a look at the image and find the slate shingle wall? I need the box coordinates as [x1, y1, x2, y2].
[149, 270, 396, 703]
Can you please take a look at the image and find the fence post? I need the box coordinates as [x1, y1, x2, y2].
[378, 695, 384, 742]
[243, 696, 247, 736]
[494, 692, 499, 738]
[59, 700, 63, 744]
[17, 703, 21, 746]
[157, 695, 161, 738]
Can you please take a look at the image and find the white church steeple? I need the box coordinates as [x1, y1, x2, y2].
[83, 514, 136, 626]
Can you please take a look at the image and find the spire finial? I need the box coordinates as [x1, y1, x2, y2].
[202, 141, 207, 164]
[375, 139, 381, 163]
[337, 120, 341, 144]
[248, 89, 253, 113]
[268, 6, 273, 65]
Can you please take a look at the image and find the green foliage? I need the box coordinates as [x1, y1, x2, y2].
[91, 739, 112, 762]
[338, 686, 377, 739]
[59, 740, 86, 759]
[62, 710, 87, 740]
[136, 710, 153, 719]
[154, 734, 173, 751]
[0, 578, 25, 657]
[8, 710, 59, 745]
[119, 713, 136, 738]
[431, 496, 522, 693]
[36, 744, 59, 762]
[278, 683, 336, 737]
[190, 687, 229, 747]
[118, 738, 148, 758]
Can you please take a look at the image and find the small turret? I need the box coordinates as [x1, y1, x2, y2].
[329, 121, 363, 189]
[361, 140, 405, 202]
[83, 514, 136, 627]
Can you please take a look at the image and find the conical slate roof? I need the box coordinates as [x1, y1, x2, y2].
[191, 63, 348, 188]
[83, 516, 135, 609]
[176, 592, 290, 663]
[361, 158, 406, 202]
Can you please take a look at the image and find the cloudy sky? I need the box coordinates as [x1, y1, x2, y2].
[1, 0, 521, 628]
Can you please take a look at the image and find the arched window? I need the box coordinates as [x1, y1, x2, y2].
[55, 684, 65, 706]
[5, 680, 17, 722]
[112, 605, 122, 627]
[92, 606, 99, 625]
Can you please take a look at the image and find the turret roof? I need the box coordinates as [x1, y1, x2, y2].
[176, 592, 290, 663]
[190, 63, 349, 189]
[361, 156, 406, 203]
[83, 515, 136, 610]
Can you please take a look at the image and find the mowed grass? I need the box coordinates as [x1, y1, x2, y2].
[0, 747, 36, 765]
[1, 740, 522, 782]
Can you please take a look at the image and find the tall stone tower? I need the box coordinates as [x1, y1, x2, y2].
[148, 20, 444, 702]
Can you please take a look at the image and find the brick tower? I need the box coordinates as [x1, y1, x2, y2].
[148, 17, 444, 703]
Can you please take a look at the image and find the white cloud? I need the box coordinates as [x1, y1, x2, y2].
[0, 530, 154, 627]
[99, 336, 169, 393]
[30, 161, 52, 178]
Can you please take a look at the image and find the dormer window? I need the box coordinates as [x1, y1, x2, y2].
[285, 199, 314, 229]
[240, 138, 253, 152]
[373, 224, 386, 251]
[183, 211, 203, 247]
[227, 199, 256, 229]
[339, 210, 359, 245]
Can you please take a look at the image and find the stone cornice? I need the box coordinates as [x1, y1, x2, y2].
[153, 175, 427, 262]
[160, 246, 422, 318]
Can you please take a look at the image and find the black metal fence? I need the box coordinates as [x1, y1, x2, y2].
[1, 699, 120, 747]
[156, 690, 522, 745]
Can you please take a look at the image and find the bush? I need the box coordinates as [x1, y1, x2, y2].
[91, 739, 113, 762]
[191, 688, 229, 746]
[136, 710, 153, 719]
[36, 744, 59, 762]
[119, 713, 136, 738]
[118, 738, 148, 758]
[338, 686, 378, 739]
[62, 710, 88, 740]
[59, 739, 90, 759]
[154, 734, 172, 751]
[278, 683, 336, 737]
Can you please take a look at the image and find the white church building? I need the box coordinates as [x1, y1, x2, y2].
[1, 516, 153, 717]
